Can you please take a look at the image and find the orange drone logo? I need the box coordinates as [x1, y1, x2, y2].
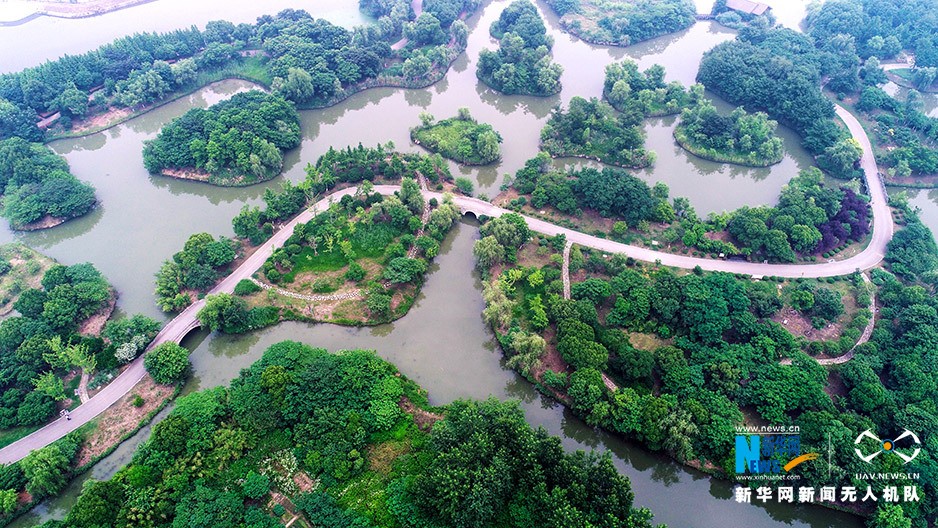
[854, 429, 921, 464]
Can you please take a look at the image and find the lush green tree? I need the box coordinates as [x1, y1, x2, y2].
[21, 443, 70, 498]
[173, 484, 243, 528]
[477, 1, 563, 96]
[242, 470, 270, 500]
[383, 257, 427, 284]
[143, 91, 301, 183]
[274, 67, 316, 104]
[144, 342, 190, 384]
[0, 138, 96, 228]
[65, 480, 127, 527]
[540, 97, 656, 168]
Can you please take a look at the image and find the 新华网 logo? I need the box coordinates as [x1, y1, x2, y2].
[854, 429, 921, 464]
[735, 434, 819, 474]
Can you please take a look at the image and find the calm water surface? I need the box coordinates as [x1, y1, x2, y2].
[1, 1, 869, 527]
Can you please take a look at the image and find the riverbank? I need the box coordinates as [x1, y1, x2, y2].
[159, 161, 281, 187]
[0, 0, 155, 26]
[41, 45, 465, 145]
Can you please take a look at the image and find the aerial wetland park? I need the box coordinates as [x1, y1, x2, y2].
[0, 0, 937, 527]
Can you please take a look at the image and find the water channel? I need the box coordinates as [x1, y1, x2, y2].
[0, 0, 901, 526]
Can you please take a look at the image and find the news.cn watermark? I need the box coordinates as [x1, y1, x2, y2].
[731, 426, 922, 505]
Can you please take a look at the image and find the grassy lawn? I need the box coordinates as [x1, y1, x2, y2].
[282, 247, 349, 283]
[890, 67, 914, 81]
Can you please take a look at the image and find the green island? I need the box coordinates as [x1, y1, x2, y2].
[603, 59, 696, 117]
[0, 139, 96, 230]
[543, 0, 696, 47]
[477, 0, 563, 96]
[142, 91, 301, 186]
[410, 108, 502, 165]
[673, 95, 784, 167]
[539, 96, 657, 168]
[155, 145, 457, 321]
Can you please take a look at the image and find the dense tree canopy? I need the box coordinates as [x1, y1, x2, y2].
[0, 138, 95, 229]
[0, 262, 112, 431]
[675, 96, 784, 166]
[477, 0, 563, 96]
[42, 340, 662, 528]
[143, 342, 191, 384]
[540, 96, 656, 168]
[697, 28, 844, 156]
[603, 60, 695, 116]
[142, 91, 301, 184]
[544, 0, 696, 46]
[154, 232, 237, 312]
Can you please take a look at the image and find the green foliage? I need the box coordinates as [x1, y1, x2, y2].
[144, 342, 190, 384]
[698, 29, 842, 155]
[0, 138, 96, 228]
[540, 96, 656, 168]
[546, 0, 695, 46]
[454, 177, 474, 195]
[383, 258, 427, 284]
[604, 60, 694, 116]
[0, 261, 112, 429]
[675, 97, 784, 166]
[408, 397, 654, 528]
[477, 0, 563, 96]
[143, 91, 301, 183]
[411, 113, 502, 165]
[234, 279, 262, 296]
[21, 435, 79, 499]
[242, 470, 270, 499]
[344, 262, 366, 282]
[155, 233, 237, 312]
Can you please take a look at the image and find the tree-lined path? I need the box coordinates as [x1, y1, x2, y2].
[0, 101, 893, 464]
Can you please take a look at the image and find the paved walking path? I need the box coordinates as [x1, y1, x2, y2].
[248, 277, 363, 303]
[0, 101, 892, 464]
[390, 0, 424, 50]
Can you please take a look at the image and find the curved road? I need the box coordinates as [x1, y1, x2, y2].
[0, 104, 892, 464]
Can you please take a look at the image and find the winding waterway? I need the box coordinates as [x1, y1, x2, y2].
[0, 0, 897, 526]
